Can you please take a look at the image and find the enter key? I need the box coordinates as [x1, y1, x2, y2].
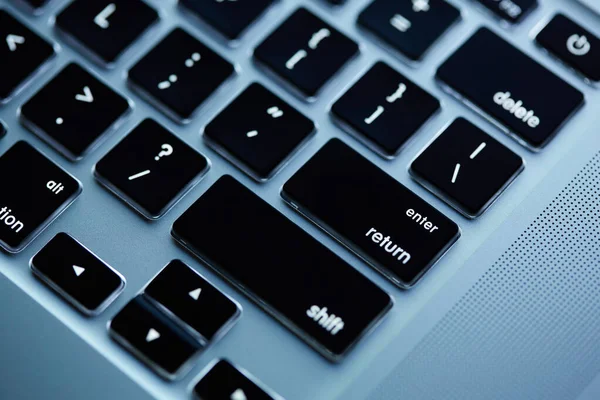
[282, 139, 460, 289]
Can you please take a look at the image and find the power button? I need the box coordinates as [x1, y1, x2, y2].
[536, 14, 600, 83]
[567, 34, 591, 56]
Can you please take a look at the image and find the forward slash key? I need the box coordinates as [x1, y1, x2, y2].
[128, 170, 150, 181]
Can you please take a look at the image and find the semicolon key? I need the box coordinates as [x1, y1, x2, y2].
[128, 28, 235, 123]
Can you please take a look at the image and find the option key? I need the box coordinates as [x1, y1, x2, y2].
[0, 142, 81, 253]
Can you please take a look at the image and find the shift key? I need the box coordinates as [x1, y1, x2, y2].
[282, 139, 460, 289]
[437, 28, 584, 150]
[172, 175, 393, 362]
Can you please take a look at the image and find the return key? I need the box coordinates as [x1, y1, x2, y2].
[282, 139, 460, 289]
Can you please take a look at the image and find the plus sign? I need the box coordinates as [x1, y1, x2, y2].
[412, 0, 431, 12]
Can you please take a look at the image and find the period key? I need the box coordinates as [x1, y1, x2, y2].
[0, 142, 82, 253]
[282, 139, 460, 289]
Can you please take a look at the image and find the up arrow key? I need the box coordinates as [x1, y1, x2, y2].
[145, 328, 160, 343]
[230, 389, 247, 400]
[73, 265, 85, 277]
[75, 86, 94, 103]
[6, 34, 25, 52]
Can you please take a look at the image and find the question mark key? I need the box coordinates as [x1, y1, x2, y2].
[94, 119, 210, 219]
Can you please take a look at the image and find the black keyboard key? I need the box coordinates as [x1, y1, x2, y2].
[437, 28, 584, 150]
[0, 10, 55, 103]
[55, 0, 159, 66]
[172, 176, 392, 361]
[254, 8, 359, 100]
[282, 139, 460, 289]
[30, 233, 125, 315]
[194, 360, 282, 400]
[109, 295, 202, 380]
[535, 14, 600, 83]
[144, 260, 241, 342]
[0, 142, 81, 253]
[0, 121, 6, 139]
[473, 0, 536, 24]
[204, 83, 315, 181]
[331, 61, 440, 158]
[358, 0, 461, 62]
[20, 63, 131, 161]
[94, 119, 209, 219]
[410, 118, 524, 218]
[129, 28, 235, 123]
[324, 0, 346, 4]
[180, 0, 275, 41]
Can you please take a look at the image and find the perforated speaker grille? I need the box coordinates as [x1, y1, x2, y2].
[369, 153, 600, 400]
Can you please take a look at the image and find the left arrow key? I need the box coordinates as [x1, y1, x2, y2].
[31, 233, 125, 316]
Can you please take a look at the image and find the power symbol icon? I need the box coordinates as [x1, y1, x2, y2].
[567, 34, 591, 56]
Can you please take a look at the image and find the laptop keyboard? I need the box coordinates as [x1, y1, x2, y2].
[0, 0, 597, 397]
